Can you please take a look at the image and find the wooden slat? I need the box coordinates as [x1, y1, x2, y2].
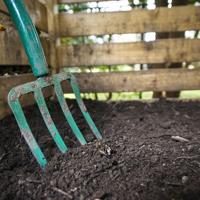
[61, 69, 200, 93]
[0, 27, 50, 65]
[1, 69, 198, 99]
[1, 68, 200, 119]
[0, 74, 52, 119]
[0, 12, 50, 65]
[0, 0, 48, 32]
[59, 0, 114, 3]
[0, 10, 50, 69]
[58, 5, 200, 36]
[57, 39, 200, 67]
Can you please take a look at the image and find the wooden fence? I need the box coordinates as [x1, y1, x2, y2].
[56, 3, 200, 94]
[0, 0, 200, 119]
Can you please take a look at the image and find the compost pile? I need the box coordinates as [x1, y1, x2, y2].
[0, 99, 200, 200]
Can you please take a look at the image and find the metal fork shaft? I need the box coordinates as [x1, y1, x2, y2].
[70, 74, 102, 140]
[8, 95, 47, 168]
[54, 79, 87, 145]
[34, 89, 68, 153]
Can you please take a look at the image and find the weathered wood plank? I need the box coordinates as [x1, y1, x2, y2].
[0, 74, 52, 119]
[57, 39, 200, 67]
[1, 69, 199, 100]
[0, 28, 28, 65]
[0, 0, 48, 32]
[1, 68, 200, 119]
[0, 27, 50, 65]
[1, 69, 199, 98]
[0, 12, 50, 65]
[61, 69, 200, 93]
[58, 5, 200, 36]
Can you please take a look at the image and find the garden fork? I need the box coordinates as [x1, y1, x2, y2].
[4, 0, 102, 169]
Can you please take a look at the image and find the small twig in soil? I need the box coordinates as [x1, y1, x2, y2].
[187, 165, 198, 174]
[192, 160, 200, 167]
[26, 178, 42, 184]
[0, 153, 6, 162]
[163, 181, 182, 186]
[175, 155, 200, 161]
[52, 187, 73, 199]
[171, 136, 189, 142]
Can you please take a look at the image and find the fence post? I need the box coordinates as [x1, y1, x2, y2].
[47, 0, 59, 75]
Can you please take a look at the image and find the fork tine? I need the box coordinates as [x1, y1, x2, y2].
[8, 91, 47, 168]
[69, 74, 102, 140]
[34, 89, 68, 153]
[53, 79, 87, 145]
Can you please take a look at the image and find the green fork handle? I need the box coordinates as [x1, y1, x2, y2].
[4, 0, 49, 77]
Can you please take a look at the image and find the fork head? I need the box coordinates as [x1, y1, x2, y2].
[8, 72, 102, 169]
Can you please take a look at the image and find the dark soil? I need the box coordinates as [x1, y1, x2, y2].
[0, 99, 200, 200]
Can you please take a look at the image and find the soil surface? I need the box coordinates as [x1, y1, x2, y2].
[0, 99, 200, 200]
